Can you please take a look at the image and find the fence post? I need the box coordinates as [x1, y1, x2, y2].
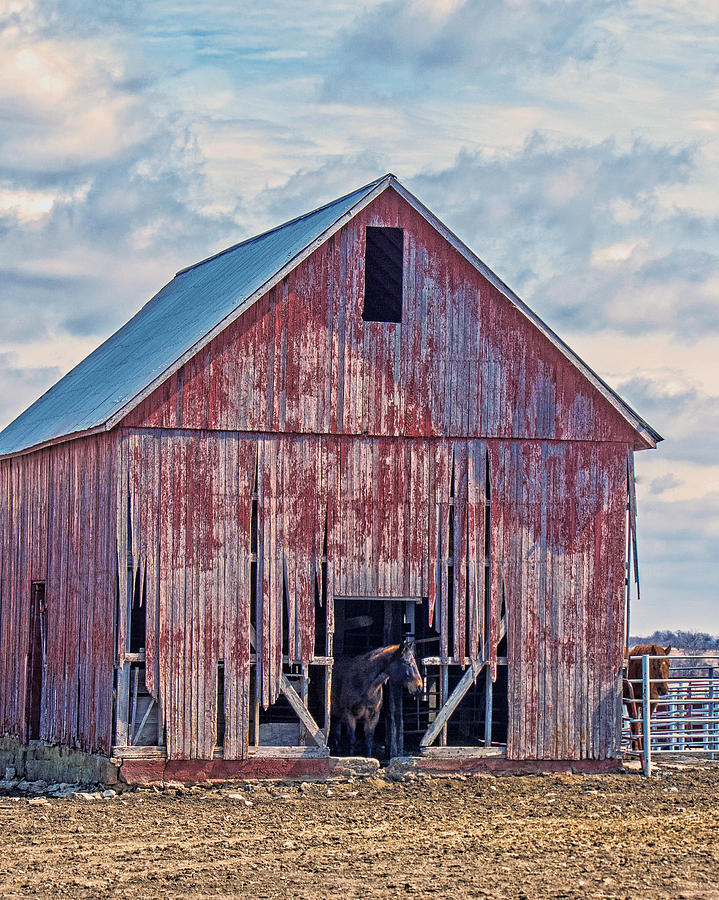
[642, 654, 652, 776]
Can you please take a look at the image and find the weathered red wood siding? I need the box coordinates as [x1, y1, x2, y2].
[119, 188, 634, 760]
[0, 435, 116, 753]
[0, 188, 636, 762]
[119, 430, 494, 758]
[125, 190, 637, 447]
[119, 430, 627, 760]
[491, 441, 628, 759]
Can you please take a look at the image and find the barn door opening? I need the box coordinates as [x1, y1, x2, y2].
[332, 595, 421, 759]
[25, 582, 46, 741]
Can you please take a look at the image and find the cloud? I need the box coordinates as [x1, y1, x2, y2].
[632, 490, 719, 632]
[620, 375, 719, 471]
[0, 352, 62, 427]
[407, 136, 719, 340]
[327, 0, 621, 97]
[0, 0, 240, 370]
[649, 473, 681, 495]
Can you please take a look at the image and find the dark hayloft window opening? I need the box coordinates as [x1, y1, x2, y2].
[363, 226, 403, 323]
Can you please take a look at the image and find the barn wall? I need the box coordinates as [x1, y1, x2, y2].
[124, 190, 637, 447]
[121, 427, 628, 761]
[491, 441, 628, 760]
[0, 434, 116, 754]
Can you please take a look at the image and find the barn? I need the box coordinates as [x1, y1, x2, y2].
[0, 174, 661, 783]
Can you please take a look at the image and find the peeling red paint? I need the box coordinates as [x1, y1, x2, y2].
[1, 189, 638, 764]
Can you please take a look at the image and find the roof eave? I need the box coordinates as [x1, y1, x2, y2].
[0, 423, 110, 461]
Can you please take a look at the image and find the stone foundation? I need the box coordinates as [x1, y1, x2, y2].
[0, 735, 118, 784]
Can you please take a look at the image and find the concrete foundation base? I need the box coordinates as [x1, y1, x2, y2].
[0, 735, 118, 784]
[118, 754, 381, 786]
[386, 755, 623, 779]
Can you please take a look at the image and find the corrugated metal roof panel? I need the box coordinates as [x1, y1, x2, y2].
[0, 177, 386, 456]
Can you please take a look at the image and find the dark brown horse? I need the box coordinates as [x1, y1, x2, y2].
[624, 644, 671, 751]
[330, 640, 423, 757]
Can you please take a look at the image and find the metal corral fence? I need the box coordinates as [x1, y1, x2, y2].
[622, 654, 719, 775]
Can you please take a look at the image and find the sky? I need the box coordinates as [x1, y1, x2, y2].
[1, 0, 717, 633]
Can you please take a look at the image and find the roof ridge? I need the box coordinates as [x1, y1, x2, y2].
[175, 174, 392, 278]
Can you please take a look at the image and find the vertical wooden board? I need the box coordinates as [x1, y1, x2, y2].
[326, 236, 339, 433]
[546, 444, 562, 760]
[489, 443, 513, 748]
[467, 440, 486, 662]
[331, 231, 347, 434]
[534, 440, 548, 760]
[453, 441, 468, 661]
[428, 440, 449, 629]
[219, 435, 232, 755]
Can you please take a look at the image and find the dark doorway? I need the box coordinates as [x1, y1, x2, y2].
[26, 582, 46, 740]
[333, 596, 426, 758]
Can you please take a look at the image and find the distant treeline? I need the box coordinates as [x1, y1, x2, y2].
[630, 630, 719, 652]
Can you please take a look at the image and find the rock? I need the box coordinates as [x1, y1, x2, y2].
[5, 767, 16, 780]
[55, 787, 78, 798]
[27, 781, 48, 794]
[102, 789, 117, 799]
[28, 797, 50, 806]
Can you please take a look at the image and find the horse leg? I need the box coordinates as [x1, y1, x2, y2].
[388, 682, 401, 758]
[329, 718, 342, 756]
[365, 707, 382, 758]
[343, 712, 358, 756]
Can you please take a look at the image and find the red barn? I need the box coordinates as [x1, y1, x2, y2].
[0, 175, 660, 783]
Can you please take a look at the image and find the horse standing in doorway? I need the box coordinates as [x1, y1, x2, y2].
[330, 640, 423, 757]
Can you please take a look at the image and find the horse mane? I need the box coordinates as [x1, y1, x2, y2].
[629, 644, 671, 656]
[356, 644, 400, 664]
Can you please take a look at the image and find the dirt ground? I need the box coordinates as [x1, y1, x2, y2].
[1, 761, 718, 900]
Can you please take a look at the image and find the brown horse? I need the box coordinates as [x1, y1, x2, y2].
[624, 644, 671, 751]
[330, 640, 423, 757]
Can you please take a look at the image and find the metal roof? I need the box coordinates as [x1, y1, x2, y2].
[0, 176, 388, 457]
[0, 173, 661, 457]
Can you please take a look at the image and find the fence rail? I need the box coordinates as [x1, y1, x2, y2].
[622, 654, 719, 775]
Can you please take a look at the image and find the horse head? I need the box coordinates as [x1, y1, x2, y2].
[394, 639, 423, 697]
[628, 644, 671, 700]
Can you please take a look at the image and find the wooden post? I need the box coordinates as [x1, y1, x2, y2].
[324, 613, 334, 744]
[440, 664, 448, 746]
[642, 654, 651, 776]
[130, 665, 139, 746]
[483, 663, 493, 747]
[299, 663, 309, 745]
[115, 662, 130, 747]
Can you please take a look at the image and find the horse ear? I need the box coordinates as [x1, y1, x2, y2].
[664, 645, 671, 654]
